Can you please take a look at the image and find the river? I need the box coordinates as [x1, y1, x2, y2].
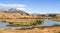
[0, 19, 60, 28]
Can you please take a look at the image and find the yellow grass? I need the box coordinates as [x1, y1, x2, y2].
[0, 26, 60, 33]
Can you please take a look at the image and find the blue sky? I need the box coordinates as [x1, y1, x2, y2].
[0, 0, 60, 14]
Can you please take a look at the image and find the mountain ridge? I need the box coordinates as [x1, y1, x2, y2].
[0, 8, 27, 14]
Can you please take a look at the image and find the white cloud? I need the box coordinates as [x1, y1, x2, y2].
[16, 8, 25, 10]
[0, 3, 26, 10]
[0, 3, 25, 7]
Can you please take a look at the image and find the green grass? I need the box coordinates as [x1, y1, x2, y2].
[6, 19, 44, 26]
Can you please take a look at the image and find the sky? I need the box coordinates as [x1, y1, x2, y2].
[0, 0, 60, 14]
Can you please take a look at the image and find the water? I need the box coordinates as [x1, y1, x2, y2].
[42, 19, 60, 26]
[0, 19, 60, 28]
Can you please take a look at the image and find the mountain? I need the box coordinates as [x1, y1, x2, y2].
[32, 13, 45, 16]
[0, 8, 27, 14]
[0, 8, 9, 11]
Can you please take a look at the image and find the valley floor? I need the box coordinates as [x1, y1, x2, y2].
[0, 26, 60, 33]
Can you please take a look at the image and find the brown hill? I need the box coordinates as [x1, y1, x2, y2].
[0, 11, 39, 19]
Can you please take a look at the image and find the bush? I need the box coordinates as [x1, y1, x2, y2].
[32, 19, 44, 26]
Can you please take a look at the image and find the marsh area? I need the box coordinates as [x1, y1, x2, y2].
[0, 19, 60, 28]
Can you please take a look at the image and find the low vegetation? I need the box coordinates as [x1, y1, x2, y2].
[6, 19, 44, 26]
[47, 14, 60, 22]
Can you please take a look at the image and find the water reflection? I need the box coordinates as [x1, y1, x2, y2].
[0, 19, 60, 28]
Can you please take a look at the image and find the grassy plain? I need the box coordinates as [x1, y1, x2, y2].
[0, 26, 60, 33]
[0, 18, 44, 26]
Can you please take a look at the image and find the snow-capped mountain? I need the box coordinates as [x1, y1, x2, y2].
[0, 8, 27, 14]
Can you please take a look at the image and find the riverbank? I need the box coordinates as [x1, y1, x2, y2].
[0, 26, 60, 33]
[48, 18, 60, 22]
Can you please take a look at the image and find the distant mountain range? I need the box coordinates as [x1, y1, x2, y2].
[0, 8, 27, 14]
[0, 8, 60, 15]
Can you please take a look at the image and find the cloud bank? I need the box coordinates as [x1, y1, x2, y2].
[16, 8, 25, 10]
[0, 3, 25, 7]
[0, 3, 26, 10]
